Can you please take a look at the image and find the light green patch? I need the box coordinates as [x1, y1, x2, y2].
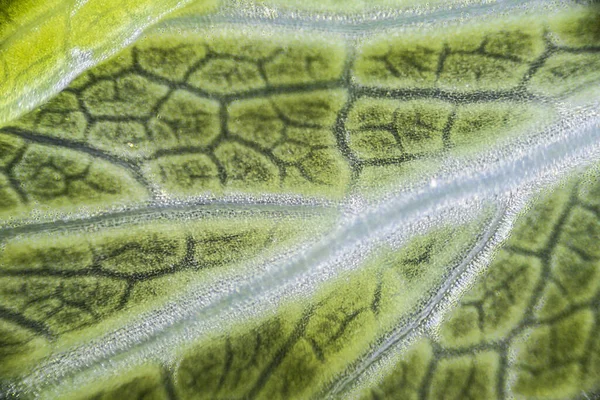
[136, 36, 208, 81]
[506, 182, 573, 253]
[11, 144, 146, 210]
[70, 365, 169, 400]
[548, 7, 600, 48]
[144, 154, 222, 196]
[4, 11, 68, 106]
[0, 0, 219, 127]
[363, 340, 433, 400]
[511, 310, 594, 399]
[529, 53, 600, 96]
[353, 33, 442, 88]
[347, 98, 452, 159]
[429, 352, 499, 400]
[449, 102, 549, 152]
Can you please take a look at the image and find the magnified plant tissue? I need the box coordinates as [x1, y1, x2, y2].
[0, 0, 599, 398]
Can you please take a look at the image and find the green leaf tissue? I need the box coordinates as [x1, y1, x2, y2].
[0, 1, 599, 399]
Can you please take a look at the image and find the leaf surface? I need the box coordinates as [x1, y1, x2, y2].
[0, 1, 599, 399]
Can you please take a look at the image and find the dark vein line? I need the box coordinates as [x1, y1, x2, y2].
[0, 305, 54, 339]
[3, 143, 29, 204]
[351, 86, 546, 104]
[162, 367, 180, 400]
[247, 306, 314, 399]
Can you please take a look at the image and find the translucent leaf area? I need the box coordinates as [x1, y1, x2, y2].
[0, 1, 599, 399]
[0, 0, 219, 127]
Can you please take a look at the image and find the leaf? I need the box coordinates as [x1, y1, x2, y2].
[0, 1, 599, 399]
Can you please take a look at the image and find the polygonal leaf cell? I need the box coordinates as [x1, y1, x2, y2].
[12, 144, 146, 208]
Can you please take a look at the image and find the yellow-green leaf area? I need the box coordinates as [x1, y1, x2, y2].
[0, 0, 220, 127]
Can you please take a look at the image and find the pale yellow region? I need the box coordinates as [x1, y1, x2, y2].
[0, 0, 219, 128]
[2, 11, 68, 102]
[0, 1, 61, 41]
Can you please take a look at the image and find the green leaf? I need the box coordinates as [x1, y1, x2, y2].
[0, 1, 599, 399]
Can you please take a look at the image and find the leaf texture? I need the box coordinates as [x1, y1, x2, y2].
[0, 1, 599, 399]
